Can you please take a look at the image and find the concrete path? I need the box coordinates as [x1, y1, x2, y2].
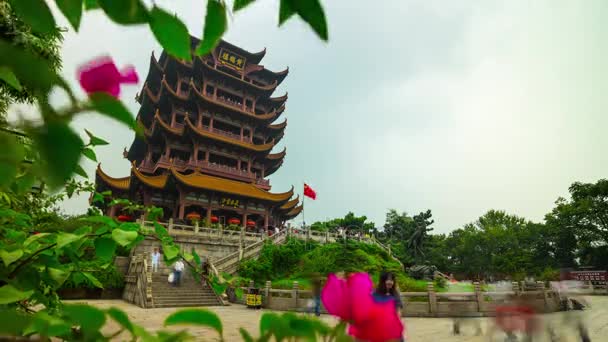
[73, 296, 608, 341]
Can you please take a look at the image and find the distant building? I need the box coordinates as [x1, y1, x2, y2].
[95, 38, 302, 230]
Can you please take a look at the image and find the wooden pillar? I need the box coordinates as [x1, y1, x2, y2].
[108, 205, 117, 218]
[171, 111, 176, 127]
[261, 166, 265, 178]
[264, 212, 269, 233]
[247, 157, 252, 172]
[240, 126, 244, 141]
[205, 150, 210, 163]
[207, 207, 212, 224]
[250, 127, 255, 142]
[428, 283, 437, 316]
[209, 116, 214, 130]
[178, 203, 185, 220]
[242, 212, 247, 229]
[193, 142, 199, 162]
[237, 160, 242, 170]
[165, 144, 170, 157]
[197, 113, 203, 128]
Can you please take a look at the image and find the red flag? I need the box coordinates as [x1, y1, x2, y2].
[304, 183, 317, 200]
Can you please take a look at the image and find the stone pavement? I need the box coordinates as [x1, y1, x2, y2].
[73, 296, 608, 341]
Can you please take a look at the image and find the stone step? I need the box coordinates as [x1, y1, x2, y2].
[153, 302, 220, 308]
[155, 294, 217, 300]
[154, 297, 219, 303]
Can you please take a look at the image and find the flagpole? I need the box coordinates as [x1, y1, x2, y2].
[302, 181, 305, 228]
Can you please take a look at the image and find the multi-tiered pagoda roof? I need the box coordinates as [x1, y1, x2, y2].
[95, 39, 302, 229]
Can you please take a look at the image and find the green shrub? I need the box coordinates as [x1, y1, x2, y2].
[61, 260, 124, 290]
[539, 267, 560, 281]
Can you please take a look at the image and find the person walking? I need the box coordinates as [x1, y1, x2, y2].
[312, 278, 322, 316]
[151, 248, 160, 273]
[173, 259, 185, 287]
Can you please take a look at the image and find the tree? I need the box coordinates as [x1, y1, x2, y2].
[309, 212, 375, 234]
[0, 1, 62, 121]
[544, 179, 608, 268]
[407, 210, 434, 262]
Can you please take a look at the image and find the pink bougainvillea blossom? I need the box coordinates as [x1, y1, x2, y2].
[321, 273, 404, 342]
[77, 56, 138, 98]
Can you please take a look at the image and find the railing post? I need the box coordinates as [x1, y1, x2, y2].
[139, 214, 146, 230]
[168, 218, 174, 233]
[325, 231, 329, 243]
[264, 281, 271, 308]
[427, 282, 437, 316]
[474, 282, 484, 313]
[194, 220, 199, 234]
[538, 281, 549, 308]
[520, 281, 526, 293]
[292, 281, 299, 310]
[512, 282, 519, 295]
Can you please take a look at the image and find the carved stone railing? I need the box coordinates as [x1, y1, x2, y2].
[231, 281, 561, 317]
[122, 253, 153, 308]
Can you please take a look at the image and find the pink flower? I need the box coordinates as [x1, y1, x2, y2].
[321, 273, 404, 342]
[77, 56, 138, 98]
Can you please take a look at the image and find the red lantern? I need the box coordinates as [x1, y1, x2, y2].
[246, 220, 256, 227]
[117, 214, 132, 222]
[228, 218, 240, 225]
[186, 212, 201, 221]
[211, 216, 219, 223]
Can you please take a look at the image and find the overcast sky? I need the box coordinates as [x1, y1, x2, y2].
[15, 0, 608, 233]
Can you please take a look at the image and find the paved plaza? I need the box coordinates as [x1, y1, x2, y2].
[76, 297, 608, 341]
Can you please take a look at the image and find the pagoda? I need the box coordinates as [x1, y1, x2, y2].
[95, 38, 302, 230]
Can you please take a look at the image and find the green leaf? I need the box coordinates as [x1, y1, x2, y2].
[12, 170, 37, 194]
[8, 0, 56, 34]
[0, 41, 57, 94]
[0, 309, 32, 335]
[107, 307, 134, 333]
[288, 0, 328, 41]
[56, 232, 83, 248]
[239, 328, 254, 342]
[0, 132, 25, 190]
[48, 267, 71, 287]
[31, 121, 84, 189]
[74, 164, 88, 178]
[89, 92, 136, 129]
[85, 129, 109, 146]
[82, 272, 104, 288]
[0, 66, 22, 91]
[55, 0, 84, 31]
[26, 312, 71, 337]
[0, 285, 33, 304]
[260, 313, 280, 335]
[82, 147, 97, 162]
[92, 192, 105, 204]
[24, 233, 50, 247]
[0, 249, 23, 267]
[82, 215, 118, 227]
[278, 0, 296, 25]
[112, 229, 138, 246]
[95, 237, 117, 261]
[234, 0, 256, 12]
[195, 0, 226, 56]
[98, 0, 149, 25]
[84, 0, 99, 10]
[62, 304, 106, 333]
[164, 309, 223, 336]
[149, 7, 192, 62]
[162, 244, 180, 260]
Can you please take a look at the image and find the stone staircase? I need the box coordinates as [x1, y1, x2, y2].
[212, 230, 287, 276]
[150, 271, 223, 308]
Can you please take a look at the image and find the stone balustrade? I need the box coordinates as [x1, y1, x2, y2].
[232, 281, 565, 317]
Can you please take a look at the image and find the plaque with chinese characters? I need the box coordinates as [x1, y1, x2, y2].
[220, 197, 239, 208]
[218, 48, 246, 71]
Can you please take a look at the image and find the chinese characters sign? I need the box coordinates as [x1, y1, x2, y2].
[219, 48, 246, 71]
[570, 271, 606, 283]
[220, 197, 239, 208]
